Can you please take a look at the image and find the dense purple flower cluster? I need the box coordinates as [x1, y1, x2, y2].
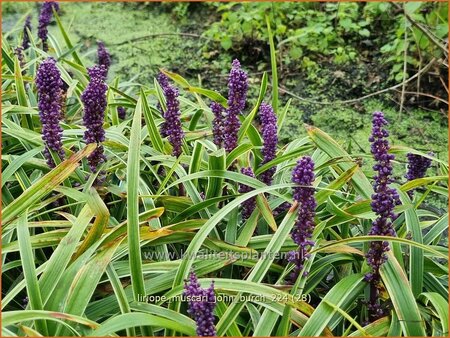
[224, 59, 248, 153]
[366, 112, 399, 276]
[36, 58, 65, 168]
[365, 111, 400, 320]
[81, 65, 108, 175]
[97, 41, 111, 76]
[183, 271, 216, 337]
[238, 167, 257, 220]
[117, 106, 126, 120]
[211, 102, 226, 147]
[157, 73, 184, 157]
[258, 103, 278, 185]
[38, 1, 59, 52]
[22, 15, 32, 50]
[273, 201, 291, 217]
[157, 73, 170, 137]
[288, 156, 316, 280]
[405, 152, 433, 197]
[15, 47, 25, 72]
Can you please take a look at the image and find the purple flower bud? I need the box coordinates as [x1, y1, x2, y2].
[405, 152, 433, 197]
[81, 65, 108, 177]
[38, 1, 59, 52]
[289, 156, 316, 281]
[273, 201, 291, 217]
[365, 111, 399, 321]
[97, 40, 111, 76]
[258, 103, 278, 185]
[183, 272, 216, 337]
[223, 59, 248, 153]
[15, 47, 26, 73]
[211, 102, 226, 147]
[22, 15, 32, 50]
[35, 57, 64, 168]
[238, 167, 257, 220]
[157, 73, 184, 157]
[117, 106, 126, 120]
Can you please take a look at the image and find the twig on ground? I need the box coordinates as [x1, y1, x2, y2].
[399, 12, 408, 119]
[439, 76, 449, 94]
[393, 89, 449, 105]
[278, 57, 438, 106]
[112, 33, 209, 46]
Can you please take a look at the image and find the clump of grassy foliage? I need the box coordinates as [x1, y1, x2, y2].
[1, 3, 448, 337]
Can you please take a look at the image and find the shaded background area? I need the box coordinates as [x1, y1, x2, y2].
[2, 2, 448, 170]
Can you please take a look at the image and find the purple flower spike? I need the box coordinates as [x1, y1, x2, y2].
[238, 167, 257, 220]
[211, 102, 226, 147]
[405, 152, 433, 197]
[365, 111, 400, 321]
[97, 41, 111, 76]
[258, 103, 278, 185]
[81, 65, 108, 176]
[288, 156, 316, 281]
[15, 47, 25, 72]
[22, 15, 32, 50]
[157, 73, 170, 137]
[183, 271, 216, 337]
[224, 59, 248, 153]
[38, 1, 59, 52]
[157, 73, 184, 157]
[117, 106, 126, 120]
[36, 57, 64, 168]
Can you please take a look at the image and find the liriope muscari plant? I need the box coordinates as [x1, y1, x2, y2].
[38, 1, 59, 52]
[183, 272, 217, 336]
[97, 40, 111, 76]
[117, 106, 126, 120]
[1, 4, 448, 337]
[22, 15, 32, 50]
[365, 111, 400, 321]
[405, 152, 433, 197]
[224, 59, 248, 153]
[158, 73, 184, 157]
[35, 57, 65, 167]
[258, 102, 278, 185]
[211, 101, 226, 147]
[211, 59, 248, 153]
[14, 47, 25, 71]
[288, 156, 316, 281]
[238, 167, 257, 220]
[81, 65, 108, 181]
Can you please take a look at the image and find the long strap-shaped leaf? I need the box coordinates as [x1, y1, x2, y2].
[380, 251, 426, 336]
[170, 184, 295, 312]
[399, 191, 423, 297]
[38, 204, 94, 306]
[216, 203, 298, 335]
[2, 310, 99, 333]
[2, 144, 96, 226]
[17, 212, 48, 335]
[298, 273, 365, 336]
[307, 125, 373, 199]
[86, 313, 195, 336]
[55, 239, 123, 336]
[419, 292, 448, 335]
[127, 95, 147, 301]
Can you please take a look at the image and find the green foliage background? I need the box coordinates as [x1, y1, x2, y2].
[2, 2, 448, 165]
